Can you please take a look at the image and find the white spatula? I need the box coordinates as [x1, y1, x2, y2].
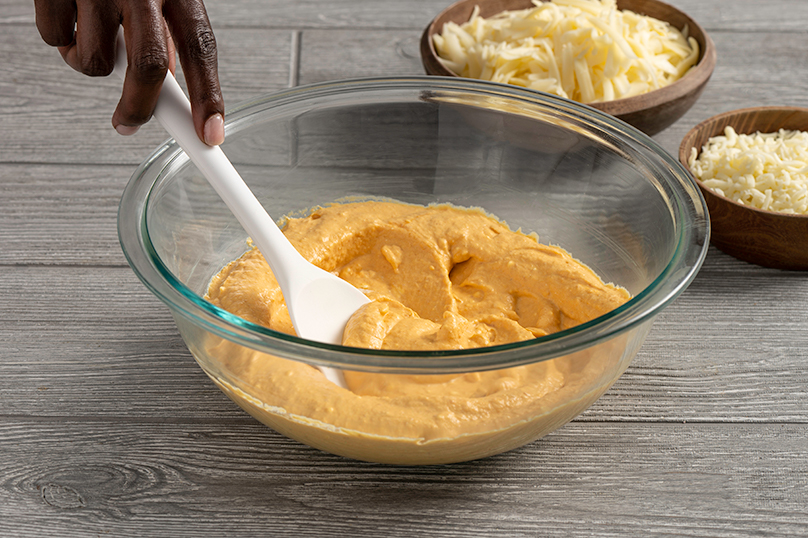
[113, 30, 368, 388]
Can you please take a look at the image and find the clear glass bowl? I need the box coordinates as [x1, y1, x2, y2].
[119, 77, 709, 465]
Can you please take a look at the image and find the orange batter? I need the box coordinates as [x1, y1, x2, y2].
[203, 201, 630, 463]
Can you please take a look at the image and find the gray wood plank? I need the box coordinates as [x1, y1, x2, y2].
[0, 421, 806, 537]
[297, 27, 808, 126]
[299, 25, 808, 100]
[203, 0, 808, 33]
[7, 20, 808, 166]
[0, 0, 441, 29]
[0, 163, 430, 266]
[7, 0, 808, 32]
[0, 25, 292, 165]
[0, 265, 239, 418]
[1, 263, 806, 421]
[654, 29, 808, 152]
[660, 0, 808, 32]
[0, 164, 130, 266]
[298, 28, 424, 84]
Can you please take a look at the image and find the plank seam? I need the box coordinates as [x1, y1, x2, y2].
[289, 30, 301, 88]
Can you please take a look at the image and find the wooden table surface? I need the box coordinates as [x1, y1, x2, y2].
[2, 0, 807, 536]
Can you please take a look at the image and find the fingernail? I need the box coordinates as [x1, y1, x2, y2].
[115, 124, 140, 136]
[204, 113, 225, 146]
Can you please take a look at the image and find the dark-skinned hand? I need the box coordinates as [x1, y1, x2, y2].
[34, 0, 225, 146]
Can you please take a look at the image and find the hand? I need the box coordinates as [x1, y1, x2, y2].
[34, 0, 225, 146]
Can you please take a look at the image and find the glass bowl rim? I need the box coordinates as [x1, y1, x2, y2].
[118, 76, 710, 374]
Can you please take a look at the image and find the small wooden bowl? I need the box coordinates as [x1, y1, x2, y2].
[679, 107, 808, 270]
[420, 0, 716, 135]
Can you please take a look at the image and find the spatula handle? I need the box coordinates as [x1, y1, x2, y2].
[112, 30, 302, 284]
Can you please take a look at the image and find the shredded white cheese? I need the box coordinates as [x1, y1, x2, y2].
[432, 0, 699, 104]
[688, 126, 808, 214]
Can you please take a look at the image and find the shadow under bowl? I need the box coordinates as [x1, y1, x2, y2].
[421, 0, 716, 136]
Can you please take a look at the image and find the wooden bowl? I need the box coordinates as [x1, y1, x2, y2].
[679, 107, 808, 270]
[420, 0, 716, 135]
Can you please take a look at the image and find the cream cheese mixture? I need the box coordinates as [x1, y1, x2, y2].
[203, 201, 630, 464]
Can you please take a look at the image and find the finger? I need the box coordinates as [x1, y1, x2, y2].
[164, 20, 177, 75]
[164, 0, 225, 146]
[34, 0, 76, 47]
[112, 2, 171, 134]
[59, 1, 121, 76]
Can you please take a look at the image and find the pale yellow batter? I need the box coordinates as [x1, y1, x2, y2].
[202, 201, 632, 464]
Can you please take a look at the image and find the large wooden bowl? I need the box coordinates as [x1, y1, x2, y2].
[421, 0, 716, 135]
[679, 107, 808, 270]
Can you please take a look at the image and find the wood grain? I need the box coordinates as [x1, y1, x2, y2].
[0, 421, 806, 537]
[0, 26, 293, 165]
[653, 27, 808, 154]
[10, 0, 808, 32]
[6, 24, 808, 166]
[298, 29, 424, 84]
[1, 264, 806, 422]
[0, 164, 130, 266]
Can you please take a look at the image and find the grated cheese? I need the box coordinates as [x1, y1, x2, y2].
[688, 126, 808, 214]
[432, 0, 699, 104]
